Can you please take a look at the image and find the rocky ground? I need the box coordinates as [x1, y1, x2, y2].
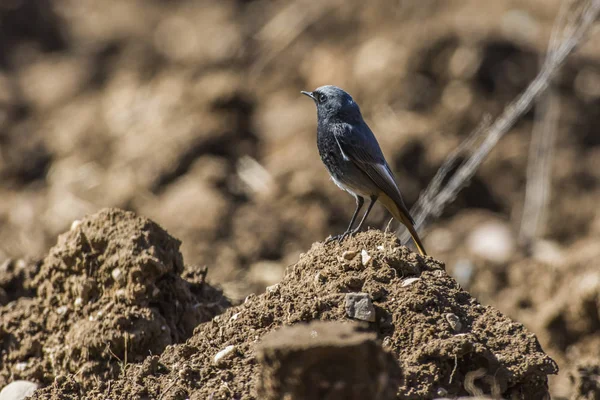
[0, 0, 599, 398]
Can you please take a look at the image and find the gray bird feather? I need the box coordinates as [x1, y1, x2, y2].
[332, 121, 414, 225]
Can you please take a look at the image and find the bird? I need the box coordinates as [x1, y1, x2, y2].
[301, 85, 427, 256]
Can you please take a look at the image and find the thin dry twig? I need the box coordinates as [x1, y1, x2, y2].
[519, 0, 574, 247]
[399, 115, 492, 244]
[518, 86, 560, 247]
[399, 0, 600, 244]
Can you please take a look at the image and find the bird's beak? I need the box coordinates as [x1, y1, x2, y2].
[301, 91, 316, 101]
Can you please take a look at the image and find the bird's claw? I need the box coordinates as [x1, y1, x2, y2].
[326, 231, 353, 244]
[325, 235, 339, 244]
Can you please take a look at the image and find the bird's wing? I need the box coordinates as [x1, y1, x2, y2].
[333, 122, 415, 225]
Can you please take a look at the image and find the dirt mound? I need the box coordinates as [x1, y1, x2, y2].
[0, 259, 40, 305]
[35, 230, 557, 399]
[0, 208, 228, 389]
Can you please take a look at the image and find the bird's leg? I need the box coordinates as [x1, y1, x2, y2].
[327, 195, 364, 243]
[351, 195, 377, 234]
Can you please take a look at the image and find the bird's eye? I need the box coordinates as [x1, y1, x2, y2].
[318, 93, 327, 103]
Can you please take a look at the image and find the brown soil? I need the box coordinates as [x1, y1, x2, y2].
[32, 229, 556, 399]
[0, 259, 40, 305]
[0, 208, 228, 389]
[0, 0, 599, 399]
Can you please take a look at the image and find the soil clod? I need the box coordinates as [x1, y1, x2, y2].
[256, 321, 401, 400]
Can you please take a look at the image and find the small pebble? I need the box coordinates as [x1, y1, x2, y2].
[342, 250, 358, 260]
[214, 345, 237, 366]
[14, 363, 27, 372]
[360, 250, 371, 266]
[266, 284, 279, 294]
[445, 313, 462, 332]
[401, 278, 421, 287]
[345, 292, 376, 322]
[0, 380, 39, 400]
[111, 268, 122, 281]
[70, 220, 81, 231]
[382, 336, 393, 348]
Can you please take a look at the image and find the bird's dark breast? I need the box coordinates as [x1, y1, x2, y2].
[317, 129, 346, 179]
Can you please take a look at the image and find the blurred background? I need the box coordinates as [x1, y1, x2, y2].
[0, 0, 599, 397]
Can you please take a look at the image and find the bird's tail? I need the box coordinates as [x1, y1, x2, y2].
[378, 193, 427, 256]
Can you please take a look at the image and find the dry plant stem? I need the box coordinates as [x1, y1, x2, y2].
[399, 115, 491, 244]
[400, 0, 600, 244]
[519, 84, 560, 246]
[519, 0, 572, 246]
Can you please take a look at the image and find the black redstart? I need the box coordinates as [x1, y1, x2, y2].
[302, 85, 427, 256]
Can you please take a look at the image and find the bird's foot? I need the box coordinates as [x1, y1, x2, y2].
[326, 231, 353, 244]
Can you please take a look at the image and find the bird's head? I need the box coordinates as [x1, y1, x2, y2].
[301, 85, 361, 122]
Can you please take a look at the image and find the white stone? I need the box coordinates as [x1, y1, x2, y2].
[360, 250, 371, 266]
[70, 220, 81, 231]
[401, 278, 421, 287]
[213, 345, 236, 365]
[0, 381, 39, 400]
[111, 268, 122, 281]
